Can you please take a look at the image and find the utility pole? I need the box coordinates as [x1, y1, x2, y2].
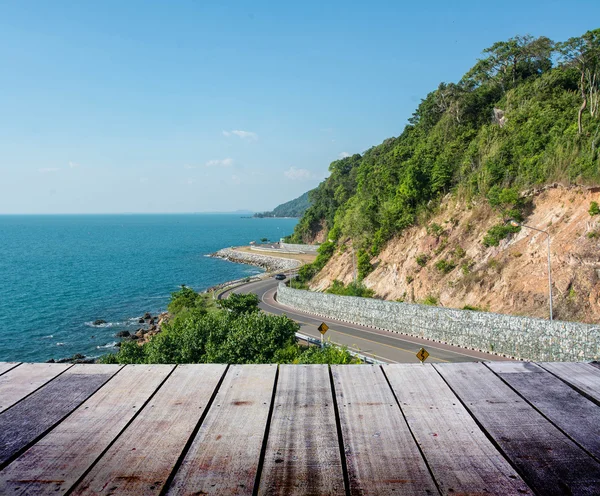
[508, 220, 553, 321]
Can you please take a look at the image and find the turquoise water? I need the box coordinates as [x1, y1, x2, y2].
[0, 215, 297, 362]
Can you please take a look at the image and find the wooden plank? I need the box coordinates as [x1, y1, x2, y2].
[539, 362, 600, 404]
[72, 364, 225, 495]
[488, 361, 600, 461]
[332, 364, 439, 495]
[436, 362, 600, 496]
[385, 363, 531, 495]
[0, 364, 122, 469]
[257, 364, 345, 495]
[0, 363, 20, 376]
[0, 364, 173, 495]
[166, 364, 276, 496]
[0, 363, 72, 413]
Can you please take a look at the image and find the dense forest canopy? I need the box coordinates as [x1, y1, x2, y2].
[254, 190, 312, 218]
[287, 30, 600, 261]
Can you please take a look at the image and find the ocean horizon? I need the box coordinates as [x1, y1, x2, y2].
[0, 214, 298, 362]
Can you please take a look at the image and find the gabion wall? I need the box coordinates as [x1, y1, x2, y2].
[277, 284, 599, 361]
[279, 242, 320, 253]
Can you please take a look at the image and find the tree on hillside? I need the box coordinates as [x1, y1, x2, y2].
[463, 35, 554, 91]
[558, 29, 600, 134]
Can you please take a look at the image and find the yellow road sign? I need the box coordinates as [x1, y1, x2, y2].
[318, 322, 329, 335]
[416, 347, 429, 363]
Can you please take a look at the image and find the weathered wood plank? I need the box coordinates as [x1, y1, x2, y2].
[488, 361, 600, 461]
[436, 362, 600, 496]
[166, 364, 276, 496]
[0, 363, 72, 413]
[385, 363, 531, 495]
[257, 364, 345, 496]
[332, 364, 438, 495]
[0, 363, 20, 376]
[539, 362, 600, 404]
[0, 364, 122, 469]
[0, 364, 173, 495]
[71, 364, 226, 495]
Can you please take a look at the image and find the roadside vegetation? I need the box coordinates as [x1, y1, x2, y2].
[285, 30, 600, 287]
[101, 286, 360, 365]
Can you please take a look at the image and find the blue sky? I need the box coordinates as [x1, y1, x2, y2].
[1, 1, 598, 214]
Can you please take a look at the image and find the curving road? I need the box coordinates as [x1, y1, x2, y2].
[224, 277, 509, 364]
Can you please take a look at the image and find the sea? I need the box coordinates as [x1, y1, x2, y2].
[0, 214, 298, 362]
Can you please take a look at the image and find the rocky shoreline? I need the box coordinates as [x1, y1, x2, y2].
[209, 247, 302, 272]
[48, 311, 169, 364]
[51, 247, 302, 363]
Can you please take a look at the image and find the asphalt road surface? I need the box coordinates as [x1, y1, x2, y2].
[224, 277, 509, 364]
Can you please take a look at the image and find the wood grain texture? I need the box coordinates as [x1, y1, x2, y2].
[539, 362, 600, 404]
[0, 364, 122, 469]
[436, 362, 600, 496]
[0, 363, 20, 376]
[166, 364, 276, 496]
[0, 363, 72, 413]
[488, 361, 600, 461]
[257, 365, 345, 496]
[72, 364, 226, 495]
[333, 364, 439, 495]
[0, 364, 173, 495]
[385, 363, 532, 495]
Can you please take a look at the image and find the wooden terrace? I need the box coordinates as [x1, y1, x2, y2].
[0, 361, 599, 495]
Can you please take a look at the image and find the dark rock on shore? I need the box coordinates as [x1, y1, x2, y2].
[143, 312, 152, 320]
[115, 330, 130, 338]
[47, 353, 95, 364]
[138, 318, 145, 324]
[93, 319, 107, 326]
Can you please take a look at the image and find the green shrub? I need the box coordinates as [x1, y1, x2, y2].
[326, 280, 375, 298]
[434, 259, 456, 274]
[216, 293, 260, 316]
[482, 224, 520, 247]
[453, 246, 466, 259]
[427, 223, 444, 237]
[168, 285, 208, 315]
[422, 295, 438, 306]
[590, 201, 600, 216]
[406, 275, 414, 284]
[415, 254, 429, 267]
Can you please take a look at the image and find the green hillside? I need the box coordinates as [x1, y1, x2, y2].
[254, 190, 312, 218]
[287, 30, 600, 271]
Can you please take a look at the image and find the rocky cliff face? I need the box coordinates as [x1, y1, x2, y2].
[310, 185, 600, 323]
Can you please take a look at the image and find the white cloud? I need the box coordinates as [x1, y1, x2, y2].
[338, 152, 351, 159]
[223, 129, 258, 141]
[284, 167, 313, 181]
[186, 179, 195, 185]
[68, 161, 79, 168]
[205, 158, 233, 168]
[140, 177, 149, 183]
[184, 164, 198, 169]
[38, 168, 60, 173]
[231, 174, 241, 185]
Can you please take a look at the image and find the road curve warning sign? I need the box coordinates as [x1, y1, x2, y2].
[318, 322, 329, 335]
[416, 347, 430, 363]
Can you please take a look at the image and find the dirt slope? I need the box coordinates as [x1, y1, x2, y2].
[310, 185, 600, 323]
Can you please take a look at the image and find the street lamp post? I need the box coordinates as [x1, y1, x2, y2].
[508, 220, 553, 321]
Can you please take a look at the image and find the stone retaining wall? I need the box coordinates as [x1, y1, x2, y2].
[277, 284, 600, 362]
[210, 248, 301, 272]
[279, 242, 320, 253]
